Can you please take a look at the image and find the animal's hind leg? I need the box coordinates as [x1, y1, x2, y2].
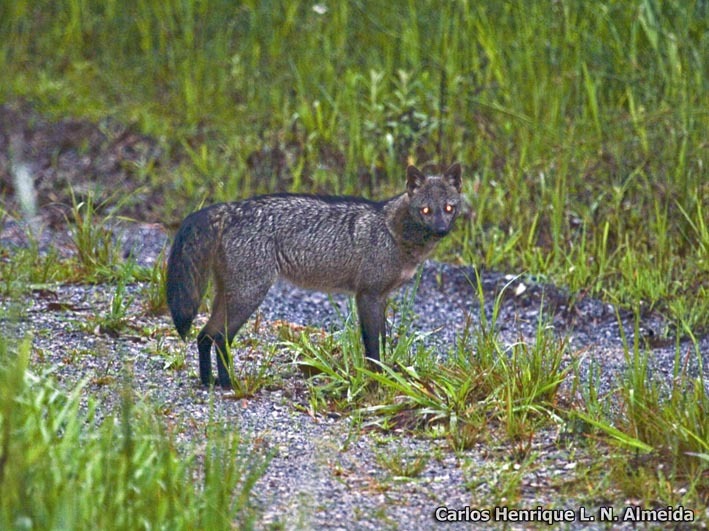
[213, 278, 275, 388]
[197, 288, 226, 386]
[197, 331, 214, 385]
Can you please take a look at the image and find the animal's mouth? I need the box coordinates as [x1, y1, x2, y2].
[431, 227, 451, 237]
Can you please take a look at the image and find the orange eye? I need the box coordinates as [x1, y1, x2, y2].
[421, 206, 431, 215]
[444, 204, 455, 213]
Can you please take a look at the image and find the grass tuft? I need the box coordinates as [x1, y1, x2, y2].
[0, 333, 270, 529]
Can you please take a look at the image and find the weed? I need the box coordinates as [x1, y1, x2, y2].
[66, 191, 120, 278]
[0, 230, 77, 295]
[79, 271, 137, 337]
[374, 445, 429, 480]
[150, 335, 187, 372]
[223, 341, 278, 400]
[288, 269, 569, 451]
[141, 248, 169, 315]
[288, 316, 372, 412]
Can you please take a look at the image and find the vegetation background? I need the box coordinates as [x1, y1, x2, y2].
[1, 0, 707, 332]
[0, 0, 707, 528]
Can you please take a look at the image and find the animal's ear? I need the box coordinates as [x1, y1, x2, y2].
[406, 165, 426, 196]
[444, 162, 462, 192]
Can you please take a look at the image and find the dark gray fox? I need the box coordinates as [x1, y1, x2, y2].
[166, 163, 463, 387]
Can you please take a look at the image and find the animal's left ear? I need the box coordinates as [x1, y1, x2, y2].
[444, 163, 462, 193]
[406, 165, 427, 196]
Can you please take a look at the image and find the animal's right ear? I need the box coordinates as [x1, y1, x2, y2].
[406, 165, 426, 196]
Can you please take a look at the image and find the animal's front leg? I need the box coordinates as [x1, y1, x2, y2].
[356, 291, 386, 366]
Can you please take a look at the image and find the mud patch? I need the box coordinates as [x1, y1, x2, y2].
[0, 101, 166, 226]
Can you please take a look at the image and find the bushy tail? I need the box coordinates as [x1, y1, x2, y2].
[166, 207, 219, 339]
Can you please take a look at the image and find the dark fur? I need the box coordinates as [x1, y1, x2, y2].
[167, 163, 463, 387]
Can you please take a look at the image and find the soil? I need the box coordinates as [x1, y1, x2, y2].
[1, 102, 707, 529]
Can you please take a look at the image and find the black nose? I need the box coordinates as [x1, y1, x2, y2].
[433, 217, 451, 235]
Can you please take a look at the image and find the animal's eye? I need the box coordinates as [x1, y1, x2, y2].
[444, 204, 455, 213]
[421, 206, 431, 215]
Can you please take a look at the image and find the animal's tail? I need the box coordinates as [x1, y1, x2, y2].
[166, 206, 219, 339]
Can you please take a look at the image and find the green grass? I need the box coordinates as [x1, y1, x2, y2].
[374, 445, 429, 480]
[287, 270, 569, 440]
[0, 335, 270, 530]
[283, 268, 707, 506]
[0, 0, 707, 521]
[574, 317, 708, 479]
[1, 0, 706, 333]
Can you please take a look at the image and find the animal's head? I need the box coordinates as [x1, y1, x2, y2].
[405, 163, 462, 236]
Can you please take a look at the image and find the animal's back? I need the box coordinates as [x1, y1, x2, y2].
[220, 193, 397, 293]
